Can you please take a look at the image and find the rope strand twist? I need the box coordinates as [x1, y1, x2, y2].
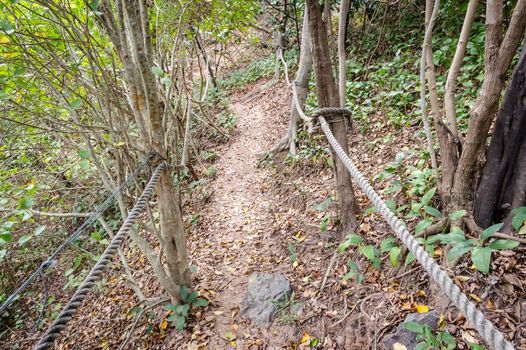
[34, 162, 167, 350]
[315, 111, 514, 350]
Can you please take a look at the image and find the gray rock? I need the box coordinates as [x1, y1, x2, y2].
[383, 311, 439, 350]
[240, 272, 292, 325]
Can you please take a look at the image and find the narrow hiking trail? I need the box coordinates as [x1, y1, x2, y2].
[189, 80, 298, 348]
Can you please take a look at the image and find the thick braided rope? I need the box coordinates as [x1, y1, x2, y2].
[34, 163, 167, 350]
[317, 115, 514, 350]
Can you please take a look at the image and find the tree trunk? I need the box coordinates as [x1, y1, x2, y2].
[474, 41, 526, 228]
[306, 0, 358, 232]
[450, 0, 526, 210]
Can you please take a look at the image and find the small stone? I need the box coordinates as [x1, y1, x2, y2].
[383, 311, 439, 350]
[240, 272, 291, 325]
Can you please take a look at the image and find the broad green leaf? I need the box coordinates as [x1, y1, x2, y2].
[151, 66, 164, 77]
[428, 226, 466, 244]
[415, 218, 433, 234]
[511, 207, 526, 231]
[337, 234, 363, 253]
[18, 235, 32, 245]
[19, 196, 33, 209]
[193, 298, 209, 307]
[480, 223, 503, 241]
[415, 343, 430, 350]
[404, 321, 425, 334]
[380, 237, 396, 253]
[449, 210, 466, 221]
[164, 303, 178, 312]
[424, 206, 442, 218]
[488, 239, 519, 250]
[389, 246, 402, 267]
[469, 343, 487, 350]
[179, 285, 189, 301]
[421, 187, 436, 205]
[0, 18, 15, 34]
[160, 77, 172, 85]
[471, 246, 492, 274]
[447, 241, 474, 261]
[70, 98, 82, 110]
[78, 149, 89, 159]
[405, 252, 416, 265]
[180, 303, 190, 316]
[80, 160, 89, 170]
[385, 199, 396, 212]
[359, 245, 380, 269]
[0, 233, 12, 243]
[187, 291, 199, 304]
[34, 225, 46, 235]
[176, 315, 185, 331]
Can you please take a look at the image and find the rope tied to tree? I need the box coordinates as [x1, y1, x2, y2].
[313, 110, 514, 350]
[33, 162, 167, 350]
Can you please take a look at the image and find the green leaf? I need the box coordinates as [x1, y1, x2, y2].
[18, 235, 32, 245]
[415, 343, 430, 350]
[480, 223, 503, 241]
[180, 303, 190, 316]
[80, 160, 89, 170]
[179, 285, 189, 302]
[187, 291, 199, 304]
[176, 315, 185, 331]
[0, 233, 12, 244]
[385, 199, 397, 212]
[424, 206, 442, 218]
[0, 18, 15, 34]
[380, 237, 396, 253]
[337, 234, 363, 253]
[163, 303, 177, 312]
[488, 239, 519, 250]
[405, 252, 416, 265]
[447, 241, 474, 261]
[359, 245, 380, 269]
[415, 218, 433, 234]
[469, 343, 487, 350]
[421, 187, 436, 205]
[160, 77, 172, 85]
[70, 98, 82, 110]
[449, 210, 466, 221]
[78, 149, 89, 159]
[193, 298, 209, 307]
[151, 66, 164, 77]
[389, 246, 402, 267]
[34, 225, 46, 235]
[511, 207, 526, 231]
[471, 246, 492, 274]
[404, 321, 425, 334]
[19, 196, 33, 209]
[428, 226, 466, 244]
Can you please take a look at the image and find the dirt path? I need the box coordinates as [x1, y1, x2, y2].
[189, 80, 296, 348]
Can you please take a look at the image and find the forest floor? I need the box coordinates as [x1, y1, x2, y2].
[10, 77, 524, 350]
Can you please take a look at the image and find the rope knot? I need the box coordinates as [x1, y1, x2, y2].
[311, 107, 353, 129]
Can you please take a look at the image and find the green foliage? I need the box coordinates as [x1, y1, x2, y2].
[164, 285, 209, 332]
[220, 50, 297, 90]
[511, 207, 526, 234]
[428, 224, 519, 274]
[404, 321, 456, 350]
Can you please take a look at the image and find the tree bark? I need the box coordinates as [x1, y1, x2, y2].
[306, 0, 358, 232]
[474, 41, 526, 228]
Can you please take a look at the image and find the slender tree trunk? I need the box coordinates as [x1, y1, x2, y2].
[338, 0, 350, 108]
[306, 0, 358, 232]
[450, 0, 526, 209]
[474, 41, 526, 228]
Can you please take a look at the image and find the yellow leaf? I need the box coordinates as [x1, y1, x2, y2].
[230, 341, 237, 347]
[292, 261, 299, 268]
[159, 319, 168, 330]
[469, 294, 481, 302]
[300, 332, 310, 344]
[416, 304, 429, 313]
[416, 290, 427, 298]
[393, 344, 408, 350]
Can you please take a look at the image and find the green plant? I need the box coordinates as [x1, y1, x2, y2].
[272, 291, 301, 325]
[338, 233, 380, 270]
[428, 223, 519, 273]
[511, 206, 526, 234]
[164, 285, 209, 331]
[404, 321, 456, 350]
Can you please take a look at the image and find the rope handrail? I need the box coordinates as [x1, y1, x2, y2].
[0, 152, 156, 315]
[34, 162, 167, 350]
[315, 112, 514, 350]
